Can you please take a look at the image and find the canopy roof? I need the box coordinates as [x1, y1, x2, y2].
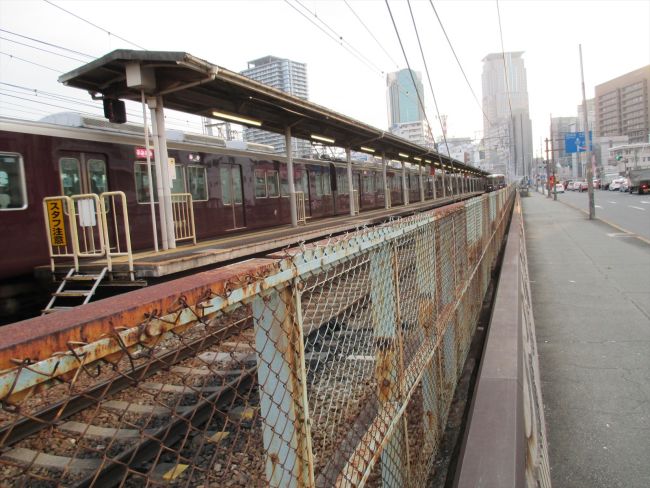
[60, 50, 486, 175]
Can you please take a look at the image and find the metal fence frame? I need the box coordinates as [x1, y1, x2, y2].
[1, 188, 514, 487]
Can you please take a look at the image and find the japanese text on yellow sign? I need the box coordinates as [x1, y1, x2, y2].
[46, 199, 67, 247]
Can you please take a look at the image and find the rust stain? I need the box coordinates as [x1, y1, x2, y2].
[0, 258, 281, 371]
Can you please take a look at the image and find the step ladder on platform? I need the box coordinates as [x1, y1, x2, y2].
[42, 192, 134, 315]
[43, 267, 108, 314]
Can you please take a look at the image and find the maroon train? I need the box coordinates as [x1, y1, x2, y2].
[0, 113, 481, 283]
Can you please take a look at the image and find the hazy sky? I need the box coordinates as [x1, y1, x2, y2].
[1, 0, 649, 157]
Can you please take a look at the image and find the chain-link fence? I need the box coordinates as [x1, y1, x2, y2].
[0, 187, 513, 487]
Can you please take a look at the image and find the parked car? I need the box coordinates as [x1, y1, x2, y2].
[555, 183, 565, 193]
[593, 179, 601, 189]
[566, 181, 576, 191]
[620, 178, 630, 192]
[574, 180, 588, 192]
[609, 178, 625, 191]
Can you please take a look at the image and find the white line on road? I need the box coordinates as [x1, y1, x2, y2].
[608, 201, 617, 204]
[628, 206, 646, 211]
[641, 201, 650, 204]
[595, 205, 603, 208]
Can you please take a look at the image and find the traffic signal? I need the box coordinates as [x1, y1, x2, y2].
[615, 154, 623, 161]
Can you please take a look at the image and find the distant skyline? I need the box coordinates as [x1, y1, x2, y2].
[1, 0, 649, 158]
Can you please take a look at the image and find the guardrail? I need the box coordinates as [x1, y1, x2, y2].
[171, 192, 197, 245]
[455, 195, 551, 487]
[2, 188, 514, 487]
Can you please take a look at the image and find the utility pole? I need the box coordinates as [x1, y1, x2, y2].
[550, 115, 557, 201]
[579, 44, 595, 219]
[545, 138, 552, 198]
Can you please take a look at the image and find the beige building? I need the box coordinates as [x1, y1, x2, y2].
[595, 65, 650, 143]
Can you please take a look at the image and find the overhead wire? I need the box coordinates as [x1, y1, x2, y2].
[42, 0, 147, 50]
[384, 0, 455, 174]
[343, 0, 400, 69]
[0, 36, 89, 63]
[0, 29, 95, 58]
[0, 51, 62, 73]
[428, 0, 493, 128]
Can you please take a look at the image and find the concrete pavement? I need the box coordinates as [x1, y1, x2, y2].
[522, 192, 650, 488]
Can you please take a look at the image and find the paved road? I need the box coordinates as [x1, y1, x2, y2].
[546, 189, 650, 241]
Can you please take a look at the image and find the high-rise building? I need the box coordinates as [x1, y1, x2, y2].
[386, 69, 433, 148]
[595, 65, 650, 144]
[481, 52, 533, 178]
[387, 69, 424, 125]
[240, 56, 311, 156]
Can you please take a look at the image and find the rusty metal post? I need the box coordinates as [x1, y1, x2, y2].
[370, 244, 407, 487]
[415, 228, 439, 448]
[253, 286, 314, 487]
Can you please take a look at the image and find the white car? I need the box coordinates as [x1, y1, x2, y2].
[555, 183, 565, 193]
[609, 178, 625, 191]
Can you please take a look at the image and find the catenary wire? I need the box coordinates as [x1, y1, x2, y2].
[0, 51, 62, 73]
[42, 0, 147, 50]
[0, 36, 89, 63]
[344, 0, 400, 69]
[428, 0, 493, 128]
[0, 28, 95, 58]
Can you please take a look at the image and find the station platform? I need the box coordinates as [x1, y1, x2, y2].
[36, 192, 480, 280]
[522, 192, 650, 487]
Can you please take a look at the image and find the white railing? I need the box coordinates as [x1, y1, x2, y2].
[171, 193, 197, 244]
[353, 189, 360, 215]
[100, 191, 133, 276]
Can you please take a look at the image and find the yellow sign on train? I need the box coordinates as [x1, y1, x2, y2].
[46, 199, 67, 247]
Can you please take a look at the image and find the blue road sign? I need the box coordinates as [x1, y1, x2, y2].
[564, 131, 593, 153]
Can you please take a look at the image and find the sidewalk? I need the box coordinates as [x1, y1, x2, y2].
[522, 193, 650, 488]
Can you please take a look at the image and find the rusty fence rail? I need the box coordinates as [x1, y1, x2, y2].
[455, 195, 551, 488]
[0, 187, 514, 487]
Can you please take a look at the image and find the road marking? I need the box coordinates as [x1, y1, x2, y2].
[641, 201, 650, 204]
[628, 206, 646, 211]
[595, 205, 602, 208]
[608, 201, 617, 204]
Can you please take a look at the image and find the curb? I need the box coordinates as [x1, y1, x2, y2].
[534, 191, 650, 246]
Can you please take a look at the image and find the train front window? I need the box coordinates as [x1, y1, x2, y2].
[187, 166, 208, 201]
[0, 153, 27, 210]
[59, 158, 81, 197]
[87, 159, 108, 194]
[135, 162, 158, 203]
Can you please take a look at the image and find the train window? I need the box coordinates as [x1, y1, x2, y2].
[314, 173, 323, 197]
[322, 172, 331, 195]
[88, 159, 108, 194]
[187, 166, 208, 201]
[267, 170, 279, 197]
[254, 170, 267, 198]
[375, 173, 384, 194]
[232, 168, 243, 204]
[171, 166, 185, 194]
[280, 171, 289, 197]
[337, 173, 348, 194]
[59, 158, 81, 197]
[220, 167, 232, 205]
[0, 153, 27, 210]
[135, 162, 158, 203]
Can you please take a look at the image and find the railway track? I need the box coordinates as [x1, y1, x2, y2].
[0, 266, 376, 487]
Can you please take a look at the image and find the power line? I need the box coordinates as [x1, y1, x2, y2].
[0, 28, 95, 58]
[427, 0, 493, 128]
[0, 51, 62, 73]
[0, 36, 88, 63]
[283, 0, 381, 75]
[384, 0, 452, 173]
[343, 0, 400, 69]
[42, 0, 147, 50]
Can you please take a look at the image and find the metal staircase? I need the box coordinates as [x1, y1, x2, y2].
[42, 267, 108, 314]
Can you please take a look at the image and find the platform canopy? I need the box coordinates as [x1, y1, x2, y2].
[59, 50, 486, 175]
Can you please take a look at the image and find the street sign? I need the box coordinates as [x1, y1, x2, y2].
[564, 131, 593, 153]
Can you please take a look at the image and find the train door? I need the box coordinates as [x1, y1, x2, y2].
[58, 152, 108, 196]
[220, 163, 246, 230]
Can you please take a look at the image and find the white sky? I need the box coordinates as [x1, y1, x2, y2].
[1, 0, 649, 158]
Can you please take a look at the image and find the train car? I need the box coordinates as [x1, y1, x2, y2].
[486, 173, 506, 192]
[0, 114, 440, 283]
